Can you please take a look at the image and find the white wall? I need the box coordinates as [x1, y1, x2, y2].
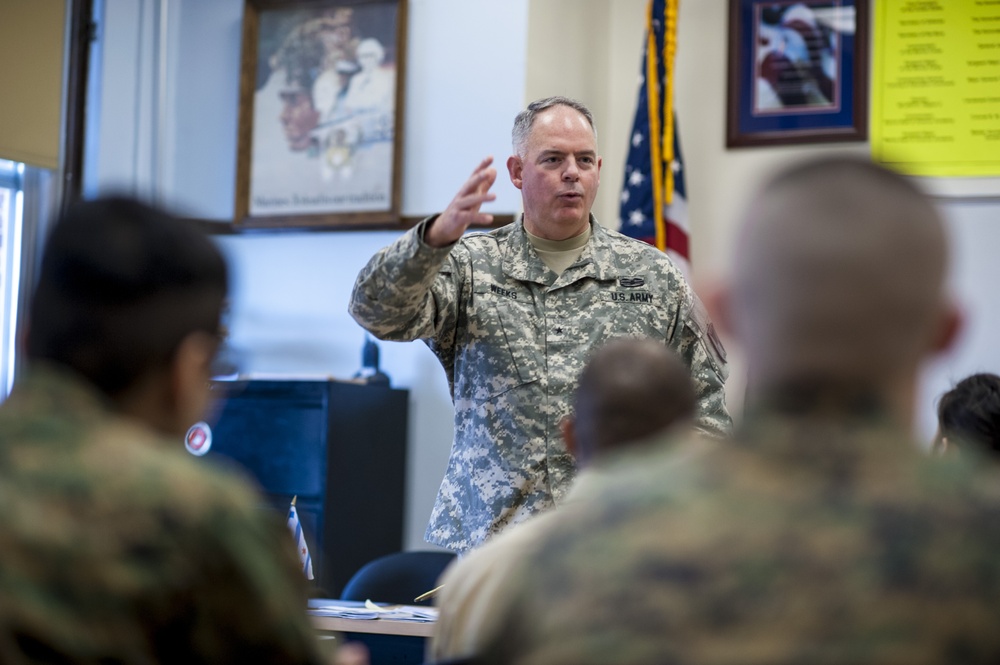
[85, 0, 1000, 551]
[919, 201, 1000, 439]
[524, 0, 641, 230]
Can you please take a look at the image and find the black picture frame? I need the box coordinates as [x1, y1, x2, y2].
[726, 0, 868, 148]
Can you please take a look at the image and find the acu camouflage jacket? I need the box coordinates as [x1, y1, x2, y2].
[349, 216, 730, 552]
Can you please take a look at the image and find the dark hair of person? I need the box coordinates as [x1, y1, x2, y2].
[937, 373, 1000, 457]
[26, 196, 228, 399]
[571, 338, 696, 465]
[274, 21, 328, 95]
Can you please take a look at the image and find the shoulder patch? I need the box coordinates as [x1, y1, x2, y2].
[706, 322, 727, 363]
[690, 296, 727, 364]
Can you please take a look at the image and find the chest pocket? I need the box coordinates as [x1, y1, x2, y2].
[577, 289, 672, 343]
[459, 287, 543, 403]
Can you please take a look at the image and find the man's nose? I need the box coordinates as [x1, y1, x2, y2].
[563, 158, 580, 180]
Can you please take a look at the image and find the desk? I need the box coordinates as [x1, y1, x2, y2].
[310, 614, 435, 638]
[308, 599, 436, 638]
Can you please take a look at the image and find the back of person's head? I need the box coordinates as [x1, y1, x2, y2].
[726, 156, 957, 398]
[27, 196, 228, 406]
[566, 337, 696, 466]
[936, 373, 1000, 457]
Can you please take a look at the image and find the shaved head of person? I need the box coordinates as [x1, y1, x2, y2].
[562, 338, 696, 467]
[717, 156, 960, 424]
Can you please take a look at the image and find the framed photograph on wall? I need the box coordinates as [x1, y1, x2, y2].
[726, 0, 868, 148]
[234, 0, 406, 229]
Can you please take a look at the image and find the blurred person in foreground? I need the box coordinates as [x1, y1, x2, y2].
[934, 372, 1000, 458]
[477, 156, 1000, 665]
[0, 197, 329, 664]
[429, 338, 697, 662]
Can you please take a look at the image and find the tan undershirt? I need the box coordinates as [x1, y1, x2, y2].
[526, 226, 591, 275]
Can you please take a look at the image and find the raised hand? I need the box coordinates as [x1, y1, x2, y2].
[424, 157, 498, 247]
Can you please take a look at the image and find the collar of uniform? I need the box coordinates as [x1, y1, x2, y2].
[737, 382, 918, 466]
[2, 362, 118, 435]
[744, 379, 890, 423]
[733, 412, 922, 486]
[501, 215, 618, 285]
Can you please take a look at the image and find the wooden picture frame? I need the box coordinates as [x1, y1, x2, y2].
[726, 0, 868, 148]
[234, 0, 406, 229]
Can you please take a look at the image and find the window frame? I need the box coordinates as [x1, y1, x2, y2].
[0, 160, 24, 397]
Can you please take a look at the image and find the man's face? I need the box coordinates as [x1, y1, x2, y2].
[508, 105, 601, 240]
[170, 331, 222, 438]
[357, 43, 382, 73]
[279, 85, 320, 151]
[333, 25, 352, 46]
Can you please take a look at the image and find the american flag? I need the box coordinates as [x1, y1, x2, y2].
[619, 0, 690, 275]
[287, 496, 314, 580]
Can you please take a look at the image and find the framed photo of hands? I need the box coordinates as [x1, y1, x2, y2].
[234, 0, 407, 229]
[726, 0, 869, 148]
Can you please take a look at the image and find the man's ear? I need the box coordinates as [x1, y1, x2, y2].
[701, 281, 734, 340]
[169, 331, 218, 433]
[930, 300, 963, 355]
[560, 416, 578, 460]
[507, 155, 523, 190]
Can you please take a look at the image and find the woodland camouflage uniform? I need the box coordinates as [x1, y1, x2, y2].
[479, 393, 1000, 665]
[0, 365, 327, 665]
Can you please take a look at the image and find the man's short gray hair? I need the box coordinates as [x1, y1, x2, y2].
[511, 96, 597, 156]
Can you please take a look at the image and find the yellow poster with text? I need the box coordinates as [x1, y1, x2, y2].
[871, 0, 1000, 177]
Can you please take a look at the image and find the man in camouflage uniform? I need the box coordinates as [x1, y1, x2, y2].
[476, 157, 1000, 665]
[0, 198, 327, 664]
[350, 96, 729, 553]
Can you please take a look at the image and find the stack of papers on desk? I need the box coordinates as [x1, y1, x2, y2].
[308, 600, 438, 623]
[309, 604, 380, 620]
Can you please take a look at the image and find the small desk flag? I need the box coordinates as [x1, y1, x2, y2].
[287, 496, 314, 580]
[619, 0, 690, 276]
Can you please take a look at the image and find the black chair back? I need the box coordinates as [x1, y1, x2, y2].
[341, 550, 456, 606]
[339, 550, 456, 664]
